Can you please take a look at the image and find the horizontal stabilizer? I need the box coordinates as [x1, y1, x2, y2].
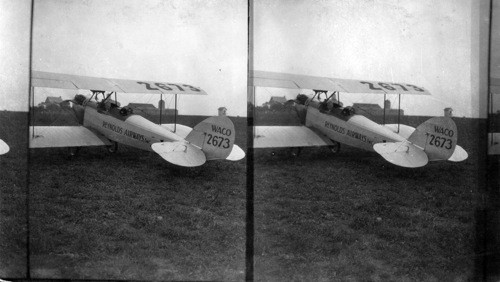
[226, 144, 245, 161]
[373, 141, 429, 168]
[32, 71, 207, 95]
[448, 145, 468, 162]
[30, 126, 111, 148]
[0, 139, 9, 155]
[254, 126, 333, 148]
[151, 141, 206, 167]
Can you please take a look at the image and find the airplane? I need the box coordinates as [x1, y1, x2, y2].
[29, 71, 245, 167]
[0, 139, 9, 155]
[249, 71, 468, 168]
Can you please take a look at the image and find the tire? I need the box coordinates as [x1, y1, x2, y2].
[329, 141, 340, 154]
[107, 141, 118, 153]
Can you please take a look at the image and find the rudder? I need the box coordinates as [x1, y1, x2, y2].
[186, 116, 238, 160]
[408, 117, 457, 161]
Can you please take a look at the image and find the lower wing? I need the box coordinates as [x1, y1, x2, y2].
[30, 126, 111, 148]
[254, 126, 333, 148]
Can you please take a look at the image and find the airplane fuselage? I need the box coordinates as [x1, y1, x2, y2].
[298, 103, 406, 152]
[81, 101, 184, 151]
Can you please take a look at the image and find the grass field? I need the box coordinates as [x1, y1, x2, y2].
[0, 108, 493, 280]
[0, 111, 28, 278]
[26, 114, 247, 280]
[253, 111, 488, 281]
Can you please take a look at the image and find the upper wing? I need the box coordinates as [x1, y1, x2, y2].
[250, 70, 430, 95]
[30, 126, 111, 148]
[254, 126, 334, 148]
[32, 71, 207, 95]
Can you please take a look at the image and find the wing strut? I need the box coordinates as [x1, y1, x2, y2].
[383, 93, 386, 125]
[30, 86, 35, 138]
[174, 94, 177, 133]
[397, 93, 401, 133]
[159, 94, 163, 125]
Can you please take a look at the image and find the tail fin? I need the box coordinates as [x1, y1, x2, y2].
[186, 116, 243, 161]
[408, 117, 459, 161]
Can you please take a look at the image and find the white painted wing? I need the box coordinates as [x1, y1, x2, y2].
[254, 126, 333, 148]
[250, 70, 430, 95]
[30, 126, 111, 148]
[32, 71, 207, 95]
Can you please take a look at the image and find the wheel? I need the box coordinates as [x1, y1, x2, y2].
[107, 141, 118, 153]
[329, 141, 341, 154]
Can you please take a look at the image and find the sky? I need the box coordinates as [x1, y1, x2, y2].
[0, 0, 491, 117]
[490, 0, 500, 112]
[1, 0, 247, 116]
[0, 0, 31, 112]
[492, 0, 500, 78]
[252, 0, 489, 118]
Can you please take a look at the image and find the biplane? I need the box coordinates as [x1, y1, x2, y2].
[250, 71, 468, 168]
[29, 71, 245, 167]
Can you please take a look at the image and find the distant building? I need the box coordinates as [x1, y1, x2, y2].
[128, 103, 157, 110]
[444, 107, 453, 117]
[262, 96, 290, 111]
[218, 107, 227, 116]
[38, 96, 70, 109]
[127, 103, 177, 115]
[45, 96, 63, 104]
[269, 96, 287, 104]
[352, 100, 403, 116]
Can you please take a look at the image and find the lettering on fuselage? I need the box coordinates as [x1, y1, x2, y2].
[324, 121, 373, 144]
[346, 130, 373, 145]
[434, 126, 454, 137]
[324, 121, 345, 134]
[211, 125, 232, 136]
[102, 121, 149, 143]
[102, 121, 123, 134]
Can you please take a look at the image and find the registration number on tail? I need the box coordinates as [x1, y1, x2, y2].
[206, 133, 230, 149]
[425, 133, 452, 149]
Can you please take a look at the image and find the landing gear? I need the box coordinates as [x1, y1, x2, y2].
[107, 141, 118, 153]
[329, 141, 341, 154]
